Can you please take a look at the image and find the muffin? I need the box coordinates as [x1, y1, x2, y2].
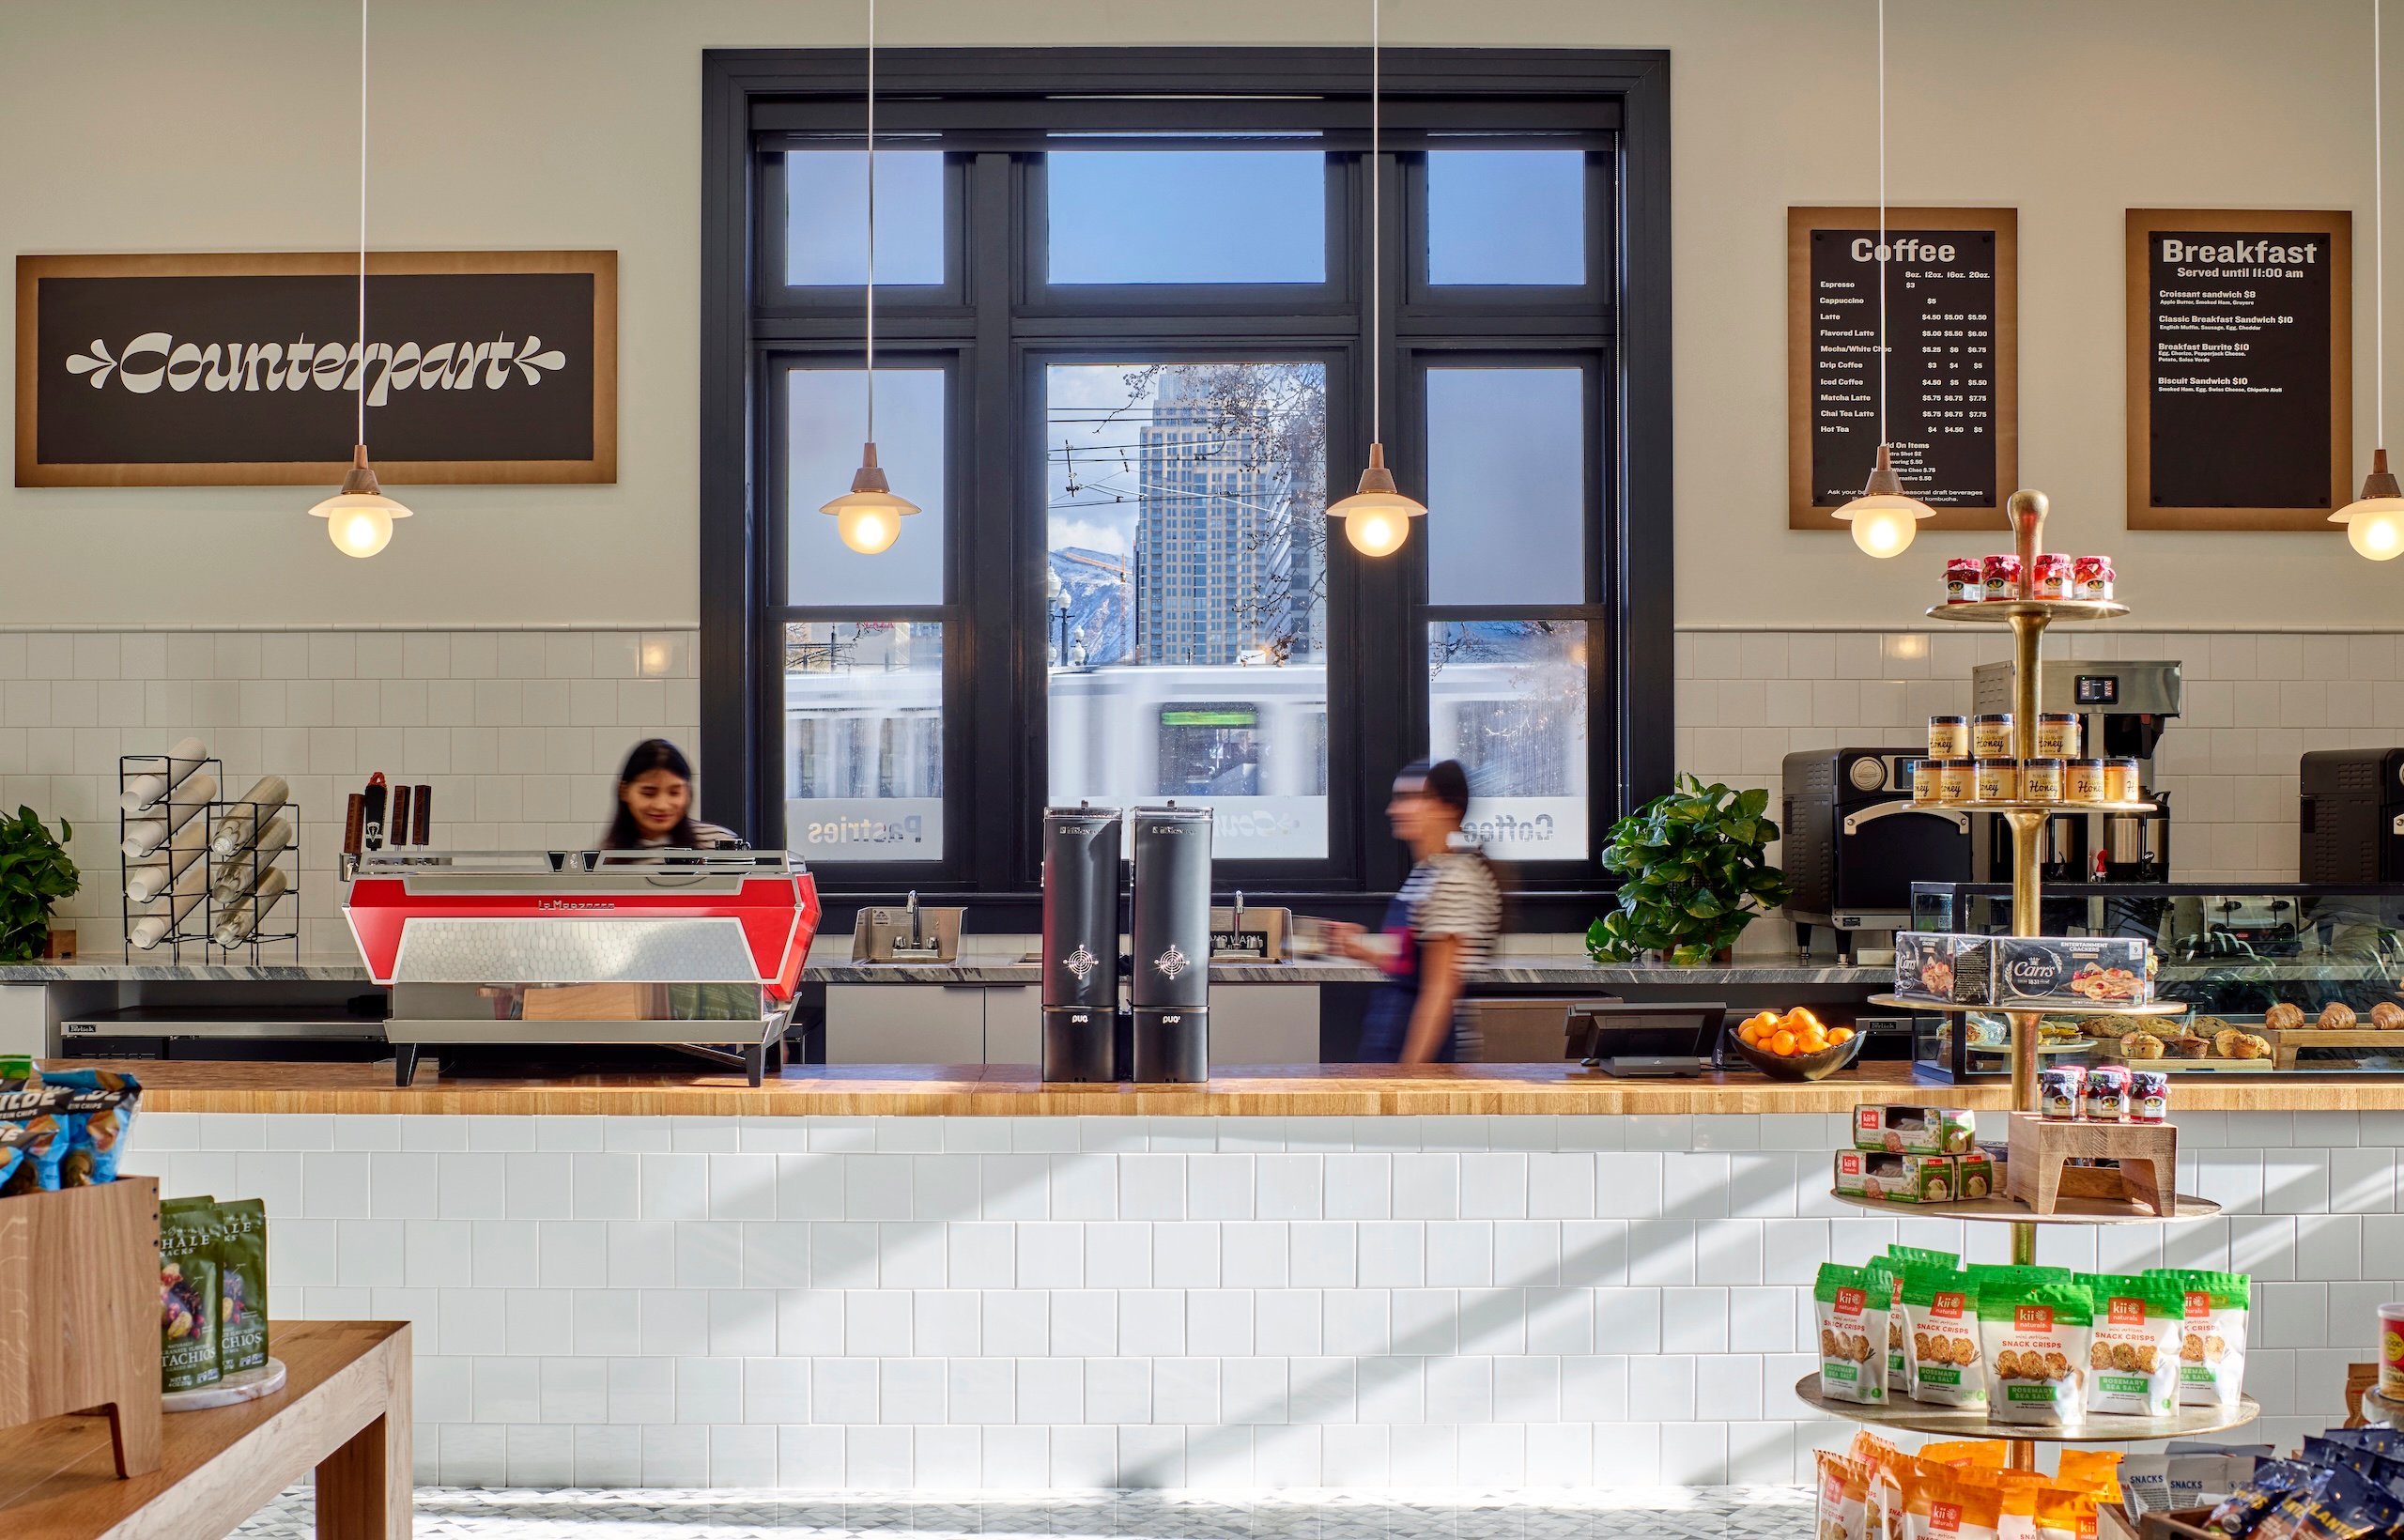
[2120, 1032, 2166, 1060]
[2320, 1002, 2359, 1031]
[2227, 1033, 2273, 1060]
[2264, 1002, 2305, 1032]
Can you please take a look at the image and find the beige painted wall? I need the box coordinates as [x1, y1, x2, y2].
[0, 0, 2395, 629]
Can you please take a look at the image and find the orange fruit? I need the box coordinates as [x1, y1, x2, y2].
[1769, 1029, 1799, 1056]
[1798, 1028, 1828, 1053]
[1828, 1026, 1856, 1045]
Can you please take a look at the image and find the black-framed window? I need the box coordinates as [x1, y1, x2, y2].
[702, 49, 1673, 926]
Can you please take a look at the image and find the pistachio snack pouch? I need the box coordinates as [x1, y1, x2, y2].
[2148, 1270, 2251, 1409]
[215, 1197, 270, 1376]
[2078, 1271, 2183, 1417]
[1902, 1264, 1985, 1408]
[160, 1195, 223, 1392]
[1817, 1263, 1889, 1404]
[1977, 1276, 2093, 1426]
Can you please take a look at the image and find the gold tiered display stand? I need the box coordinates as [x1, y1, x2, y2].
[1795, 490, 2256, 1469]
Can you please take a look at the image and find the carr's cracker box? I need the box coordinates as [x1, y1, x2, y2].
[1895, 932, 1994, 1005]
[1854, 1104, 1978, 1155]
[1993, 936, 2150, 1008]
[1835, 1149, 1965, 1204]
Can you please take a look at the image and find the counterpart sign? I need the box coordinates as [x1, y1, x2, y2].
[2126, 209, 2350, 530]
[16, 251, 616, 486]
[1788, 207, 2019, 531]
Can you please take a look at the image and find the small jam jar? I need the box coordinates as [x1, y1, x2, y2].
[2082, 1065, 2132, 1121]
[2104, 758, 2142, 804]
[1946, 558, 1982, 605]
[1981, 553, 2023, 602]
[1974, 760, 2020, 802]
[1971, 714, 2016, 760]
[2032, 552, 2073, 600]
[1928, 716, 1970, 760]
[2067, 760, 2109, 802]
[1911, 759, 1939, 803]
[1937, 759, 1976, 803]
[2021, 759, 2065, 802]
[2035, 713, 2082, 759]
[2074, 555, 2114, 601]
[2040, 1066, 2085, 1119]
[2129, 1070, 2170, 1123]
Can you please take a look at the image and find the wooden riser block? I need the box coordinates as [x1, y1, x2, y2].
[2005, 1112, 2178, 1217]
[0, 1178, 162, 1478]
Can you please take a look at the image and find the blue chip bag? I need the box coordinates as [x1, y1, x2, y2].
[2210, 1460, 2312, 1537]
[2272, 1466, 2404, 1540]
[44, 1068, 140, 1187]
[0, 1081, 70, 1195]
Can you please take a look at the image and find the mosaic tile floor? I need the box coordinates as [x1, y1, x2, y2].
[231, 1486, 1814, 1539]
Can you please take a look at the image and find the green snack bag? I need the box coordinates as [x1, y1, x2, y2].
[215, 1197, 270, 1377]
[160, 1195, 223, 1393]
[1866, 1257, 1909, 1392]
[1887, 1244, 1961, 1270]
[1814, 1263, 1888, 1405]
[2148, 1268, 2252, 1408]
[1977, 1275, 2094, 1426]
[2078, 1271, 2184, 1416]
[1900, 1263, 1984, 1408]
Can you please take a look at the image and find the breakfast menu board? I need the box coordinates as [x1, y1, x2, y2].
[2125, 208, 2351, 531]
[1787, 206, 2018, 531]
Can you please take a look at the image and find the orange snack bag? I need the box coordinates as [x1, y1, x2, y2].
[1820, 1451, 1872, 1540]
[1903, 1474, 2006, 1540]
[1920, 1440, 2010, 1471]
[2032, 1486, 2098, 1540]
[2052, 1449, 2123, 1502]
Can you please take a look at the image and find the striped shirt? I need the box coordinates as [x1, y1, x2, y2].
[1399, 850, 1502, 977]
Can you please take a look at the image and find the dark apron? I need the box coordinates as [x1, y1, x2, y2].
[1356, 887, 1462, 1063]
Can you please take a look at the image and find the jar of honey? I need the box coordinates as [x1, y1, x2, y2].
[1971, 714, 2016, 760]
[1928, 716, 1969, 760]
[1974, 760, 2020, 803]
[2104, 758, 2143, 804]
[2021, 759, 2065, 802]
[1937, 759, 1975, 803]
[1910, 759, 1939, 803]
[2035, 713, 2081, 759]
[2066, 760, 2108, 802]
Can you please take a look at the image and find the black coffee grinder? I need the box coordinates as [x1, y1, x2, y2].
[1040, 804, 1122, 1083]
[1130, 804, 1212, 1084]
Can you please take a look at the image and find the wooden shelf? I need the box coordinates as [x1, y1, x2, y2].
[1869, 994, 2190, 1018]
[1924, 599, 2131, 624]
[1795, 1377, 2258, 1441]
[1828, 1188, 2220, 1225]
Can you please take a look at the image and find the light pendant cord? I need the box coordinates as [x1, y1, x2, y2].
[865, 0, 877, 445]
[1876, 0, 1888, 449]
[1370, 0, 1382, 444]
[356, 0, 369, 447]
[2379, 0, 2387, 449]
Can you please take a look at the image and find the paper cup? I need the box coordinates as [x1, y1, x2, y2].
[2381, 1302, 2404, 1400]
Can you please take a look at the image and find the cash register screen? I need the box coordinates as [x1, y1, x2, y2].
[1559, 1002, 1726, 1064]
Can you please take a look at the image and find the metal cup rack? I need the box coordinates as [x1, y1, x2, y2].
[116, 754, 300, 963]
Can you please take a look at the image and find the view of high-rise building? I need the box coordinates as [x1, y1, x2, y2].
[1133, 372, 1298, 666]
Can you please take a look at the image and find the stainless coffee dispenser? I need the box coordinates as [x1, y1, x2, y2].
[1130, 805, 1212, 1084]
[1040, 805, 1122, 1083]
[1970, 659, 2181, 883]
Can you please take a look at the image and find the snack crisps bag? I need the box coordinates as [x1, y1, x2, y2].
[2029, 1486, 2099, 1540]
[1870, 1257, 1911, 1393]
[1920, 1441, 2011, 1471]
[1903, 1265, 1985, 1408]
[2054, 1449, 2125, 1504]
[1820, 1451, 1872, 1540]
[2147, 1270, 2251, 1409]
[1818, 1263, 1889, 1404]
[1978, 1276, 2094, 1426]
[2078, 1271, 2183, 1416]
[1903, 1474, 2005, 1540]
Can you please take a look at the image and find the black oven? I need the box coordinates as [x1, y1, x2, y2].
[1782, 748, 1972, 961]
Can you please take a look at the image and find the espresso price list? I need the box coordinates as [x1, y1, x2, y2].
[1808, 227, 1998, 506]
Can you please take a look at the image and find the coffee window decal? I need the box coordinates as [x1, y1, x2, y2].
[15, 251, 617, 487]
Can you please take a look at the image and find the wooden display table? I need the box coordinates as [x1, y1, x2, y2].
[0, 1320, 410, 1540]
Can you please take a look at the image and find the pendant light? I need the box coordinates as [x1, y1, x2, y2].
[1326, 0, 1425, 559]
[1832, 0, 1935, 560]
[309, 0, 412, 560]
[820, 0, 918, 556]
[2337, 0, 2404, 559]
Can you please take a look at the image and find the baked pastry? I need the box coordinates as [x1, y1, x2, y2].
[2121, 1032, 2166, 1060]
[2086, 1014, 2141, 1040]
[2264, 1002, 2305, 1031]
[2212, 1028, 2247, 1059]
[2227, 1033, 2272, 1060]
[2320, 1002, 2359, 1031]
[2171, 1033, 2212, 1059]
[2372, 1001, 2404, 1031]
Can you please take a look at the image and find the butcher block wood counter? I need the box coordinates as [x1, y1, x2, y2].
[93, 1057, 2404, 1116]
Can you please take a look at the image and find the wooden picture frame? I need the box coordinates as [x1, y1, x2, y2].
[1787, 206, 2018, 531]
[16, 250, 617, 486]
[2125, 208, 2350, 531]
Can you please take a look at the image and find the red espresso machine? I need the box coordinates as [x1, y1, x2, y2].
[344, 849, 820, 1086]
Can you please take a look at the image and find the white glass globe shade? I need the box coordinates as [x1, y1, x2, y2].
[2338, 497, 2404, 562]
[1835, 491, 1931, 559]
[833, 498, 902, 555]
[310, 492, 408, 559]
[1344, 507, 1410, 557]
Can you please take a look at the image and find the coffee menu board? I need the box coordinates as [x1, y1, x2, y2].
[1788, 206, 2018, 531]
[2125, 209, 2350, 531]
[16, 251, 617, 487]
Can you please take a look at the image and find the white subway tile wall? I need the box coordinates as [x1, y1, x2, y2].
[122, 1111, 2374, 1490]
[1675, 627, 2404, 939]
[0, 629, 698, 955]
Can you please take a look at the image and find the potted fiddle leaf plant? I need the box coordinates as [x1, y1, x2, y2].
[0, 806, 80, 964]
[1587, 776, 1790, 965]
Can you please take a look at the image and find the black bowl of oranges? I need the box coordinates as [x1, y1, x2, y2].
[1727, 1008, 1866, 1081]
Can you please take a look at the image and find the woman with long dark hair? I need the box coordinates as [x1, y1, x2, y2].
[1329, 759, 1503, 1064]
[601, 739, 740, 850]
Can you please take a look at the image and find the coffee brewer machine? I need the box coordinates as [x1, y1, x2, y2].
[1130, 806, 1213, 1084]
[1040, 805, 1121, 1083]
[1969, 659, 2181, 883]
[2299, 748, 2404, 883]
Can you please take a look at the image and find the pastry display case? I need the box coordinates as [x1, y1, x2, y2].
[1906, 881, 2404, 1081]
